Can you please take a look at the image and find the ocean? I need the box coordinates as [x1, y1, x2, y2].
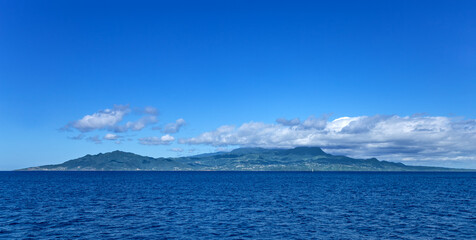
[0, 172, 475, 239]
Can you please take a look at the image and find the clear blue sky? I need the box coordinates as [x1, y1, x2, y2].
[1, 0, 475, 170]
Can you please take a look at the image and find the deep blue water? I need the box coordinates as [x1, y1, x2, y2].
[0, 172, 475, 239]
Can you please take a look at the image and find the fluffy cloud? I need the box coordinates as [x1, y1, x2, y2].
[179, 115, 476, 163]
[103, 134, 124, 144]
[301, 115, 329, 130]
[161, 118, 186, 134]
[65, 105, 129, 132]
[116, 115, 158, 132]
[139, 134, 175, 145]
[103, 133, 120, 140]
[63, 105, 158, 133]
[276, 115, 330, 129]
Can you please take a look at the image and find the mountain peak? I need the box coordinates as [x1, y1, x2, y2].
[284, 146, 327, 155]
[99, 150, 136, 156]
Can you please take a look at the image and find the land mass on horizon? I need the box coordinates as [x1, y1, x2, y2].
[19, 147, 469, 171]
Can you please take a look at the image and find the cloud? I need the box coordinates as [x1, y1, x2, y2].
[139, 134, 175, 145]
[161, 118, 186, 134]
[179, 115, 476, 163]
[170, 148, 184, 152]
[103, 133, 121, 140]
[64, 105, 130, 132]
[301, 115, 329, 130]
[69, 134, 85, 140]
[276, 117, 300, 126]
[115, 115, 158, 132]
[63, 105, 158, 133]
[276, 115, 329, 129]
[142, 106, 159, 115]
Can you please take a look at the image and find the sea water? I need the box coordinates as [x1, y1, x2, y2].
[0, 172, 475, 239]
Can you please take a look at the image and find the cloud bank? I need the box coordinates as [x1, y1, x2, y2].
[179, 115, 476, 162]
[63, 105, 180, 145]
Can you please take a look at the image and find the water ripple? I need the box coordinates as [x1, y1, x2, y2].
[0, 172, 475, 239]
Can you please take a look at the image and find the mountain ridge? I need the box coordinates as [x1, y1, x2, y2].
[19, 147, 470, 171]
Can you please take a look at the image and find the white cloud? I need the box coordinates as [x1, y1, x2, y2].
[117, 115, 158, 132]
[67, 105, 130, 132]
[139, 134, 175, 145]
[179, 115, 476, 163]
[277, 115, 329, 129]
[161, 118, 186, 134]
[301, 115, 329, 129]
[103, 133, 120, 140]
[64, 105, 158, 133]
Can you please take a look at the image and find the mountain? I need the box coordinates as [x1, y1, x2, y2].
[19, 147, 464, 171]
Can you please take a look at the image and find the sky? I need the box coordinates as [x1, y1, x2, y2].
[1, 0, 475, 170]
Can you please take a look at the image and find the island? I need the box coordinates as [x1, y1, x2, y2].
[18, 147, 470, 171]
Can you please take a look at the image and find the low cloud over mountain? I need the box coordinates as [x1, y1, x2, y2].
[179, 115, 476, 163]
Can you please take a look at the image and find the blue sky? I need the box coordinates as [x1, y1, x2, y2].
[1, 0, 475, 170]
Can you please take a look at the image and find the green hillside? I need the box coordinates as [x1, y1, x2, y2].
[20, 147, 464, 171]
